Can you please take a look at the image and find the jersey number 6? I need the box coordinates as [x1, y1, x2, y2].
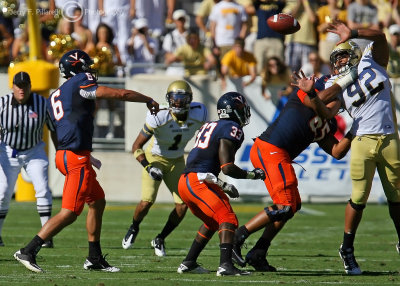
[50, 89, 64, 121]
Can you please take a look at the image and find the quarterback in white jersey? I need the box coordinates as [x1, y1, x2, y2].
[296, 21, 400, 276]
[144, 101, 207, 158]
[122, 80, 208, 257]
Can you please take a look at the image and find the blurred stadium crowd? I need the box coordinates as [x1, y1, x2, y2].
[1, 0, 400, 97]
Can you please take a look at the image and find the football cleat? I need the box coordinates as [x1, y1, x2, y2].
[177, 260, 210, 274]
[396, 242, 400, 254]
[14, 249, 44, 273]
[122, 225, 139, 249]
[0, 236, 4, 247]
[339, 244, 362, 275]
[151, 237, 166, 257]
[232, 243, 246, 267]
[42, 239, 54, 248]
[245, 249, 276, 272]
[83, 255, 120, 272]
[216, 262, 251, 276]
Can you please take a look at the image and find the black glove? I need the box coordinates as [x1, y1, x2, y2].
[145, 164, 163, 181]
[218, 179, 239, 198]
[247, 168, 266, 180]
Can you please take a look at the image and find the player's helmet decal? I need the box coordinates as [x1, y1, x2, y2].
[217, 92, 251, 126]
[166, 80, 193, 115]
[330, 40, 362, 74]
[59, 49, 95, 78]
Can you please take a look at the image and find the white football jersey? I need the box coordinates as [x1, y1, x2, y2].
[143, 102, 208, 158]
[326, 42, 395, 135]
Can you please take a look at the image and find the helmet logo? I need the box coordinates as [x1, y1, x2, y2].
[68, 52, 81, 66]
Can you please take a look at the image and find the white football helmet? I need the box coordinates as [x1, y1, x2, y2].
[330, 40, 362, 74]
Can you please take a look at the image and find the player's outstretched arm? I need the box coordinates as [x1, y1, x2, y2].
[96, 86, 159, 114]
[292, 71, 342, 119]
[327, 21, 389, 67]
[219, 139, 265, 180]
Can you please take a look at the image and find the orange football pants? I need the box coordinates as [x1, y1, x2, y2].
[178, 173, 238, 231]
[55, 150, 105, 215]
[250, 138, 301, 212]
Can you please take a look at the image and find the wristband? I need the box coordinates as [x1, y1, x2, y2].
[246, 171, 255, 179]
[335, 72, 355, 90]
[350, 29, 359, 39]
[146, 98, 154, 104]
[307, 89, 318, 100]
[133, 148, 145, 159]
[141, 158, 150, 168]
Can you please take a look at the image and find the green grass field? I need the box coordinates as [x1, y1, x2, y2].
[0, 199, 399, 285]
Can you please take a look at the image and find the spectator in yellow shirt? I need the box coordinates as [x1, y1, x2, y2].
[165, 28, 216, 76]
[220, 37, 257, 91]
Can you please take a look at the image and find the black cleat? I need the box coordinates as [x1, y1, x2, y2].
[245, 249, 276, 272]
[232, 228, 247, 267]
[151, 237, 166, 257]
[177, 260, 210, 274]
[122, 225, 139, 249]
[232, 243, 246, 267]
[83, 254, 120, 272]
[0, 236, 4, 247]
[339, 244, 361, 275]
[14, 249, 43, 273]
[217, 262, 250, 276]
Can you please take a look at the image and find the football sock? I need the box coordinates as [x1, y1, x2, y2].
[24, 235, 44, 256]
[220, 243, 233, 265]
[342, 232, 355, 250]
[185, 239, 207, 262]
[89, 241, 102, 258]
[254, 237, 270, 252]
[388, 202, 400, 241]
[39, 215, 51, 227]
[0, 217, 5, 237]
[158, 219, 179, 240]
[37, 204, 52, 226]
[131, 219, 140, 231]
[235, 225, 249, 245]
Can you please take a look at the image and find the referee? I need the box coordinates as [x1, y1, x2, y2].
[0, 72, 55, 247]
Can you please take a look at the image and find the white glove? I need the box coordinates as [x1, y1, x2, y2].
[218, 179, 239, 198]
[90, 155, 102, 170]
[145, 165, 163, 181]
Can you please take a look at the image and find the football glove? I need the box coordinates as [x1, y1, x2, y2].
[145, 164, 163, 181]
[90, 155, 102, 170]
[218, 179, 239, 198]
[247, 168, 266, 180]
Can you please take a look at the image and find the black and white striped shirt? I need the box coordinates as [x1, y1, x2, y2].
[0, 92, 54, 151]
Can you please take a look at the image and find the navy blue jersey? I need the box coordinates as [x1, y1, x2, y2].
[259, 76, 336, 159]
[47, 72, 98, 151]
[184, 120, 244, 177]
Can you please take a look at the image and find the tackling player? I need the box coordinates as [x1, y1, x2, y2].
[232, 76, 355, 272]
[299, 21, 400, 275]
[13, 49, 159, 273]
[177, 92, 266, 276]
[122, 80, 208, 257]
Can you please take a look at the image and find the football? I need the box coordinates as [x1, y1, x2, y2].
[267, 13, 301, 35]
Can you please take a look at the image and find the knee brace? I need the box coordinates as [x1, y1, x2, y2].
[264, 205, 294, 222]
[349, 199, 366, 211]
